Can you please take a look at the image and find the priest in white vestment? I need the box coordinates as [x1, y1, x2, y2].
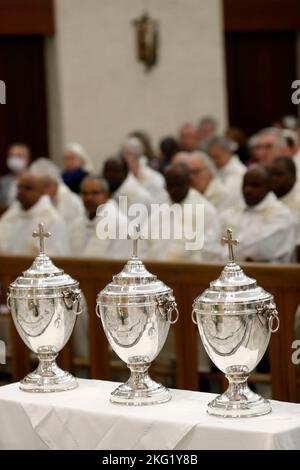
[178, 151, 234, 212]
[270, 157, 300, 244]
[220, 164, 295, 263]
[103, 156, 152, 220]
[70, 175, 131, 258]
[121, 137, 167, 203]
[30, 158, 84, 223]
[29, 157, 84, 223]
[251, 128, 285, 167]
[208, 136, 246, 192]
[0, 173, 69, 256]
[141, 163, 221, 263]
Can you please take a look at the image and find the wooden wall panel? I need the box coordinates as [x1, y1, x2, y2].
[0, 0, 54, 35]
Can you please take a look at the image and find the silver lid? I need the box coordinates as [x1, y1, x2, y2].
[9, 223, 77, 291]
[193, 229, 273, 314]
[97, 231, 171, 307]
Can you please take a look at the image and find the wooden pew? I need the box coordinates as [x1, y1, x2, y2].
[0, 256, 299, 402]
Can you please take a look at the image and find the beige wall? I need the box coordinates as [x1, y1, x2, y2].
[46, 0, 227, 171]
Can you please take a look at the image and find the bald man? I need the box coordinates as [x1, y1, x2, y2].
[0, 173, 69, 256]
[141, 163, 221, 263]
[220, 165, 295, 262]
[270, 157, 300, 244]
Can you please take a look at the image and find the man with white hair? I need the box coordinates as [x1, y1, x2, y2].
[70, 175, 130, 258]
[30, 158, 84, 223]
[62, 142, 93, 193]
[0, 172, 69, 256]
[184, 151, 234, 211]
[253, 128, 285, 167]
[208, 136, 246, 192]
[121, 136, 167, 202]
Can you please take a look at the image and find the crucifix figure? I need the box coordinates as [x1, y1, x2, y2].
[128, 224, 142, 258]
[221, 228, 239, 263]
[32, 223, 51, 254]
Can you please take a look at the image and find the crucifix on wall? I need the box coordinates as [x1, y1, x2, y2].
[133, 12, 159, 70]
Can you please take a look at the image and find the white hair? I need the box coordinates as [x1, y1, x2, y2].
[208, 136, 237, 153]
[121, 137, 145, 158]
[65, 142, 94, 172]
[189, 151, 217, 176]
[247, 133, 259, 148]
[29, 157, 62, 184]
[257, 127, 286, 148]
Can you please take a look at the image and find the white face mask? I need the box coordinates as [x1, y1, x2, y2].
[7, 155, 27, 174]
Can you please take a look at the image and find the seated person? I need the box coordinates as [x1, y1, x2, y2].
[62, 143, 92, 194]
[220, 164, 295, 263]
[30, 157, 84, 223]
[141, 162, 221, 262]
[207, 136, 246, 193]
[102, 156, 152, 221]
[0, 173, 69, 256]
[70, 175, 130, 258]
[270, 157, 300, 244]
[0, 142, 31, 207]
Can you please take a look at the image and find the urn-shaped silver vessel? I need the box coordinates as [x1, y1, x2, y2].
[7, 223, 82, 392]
[192, 229, 280, 418]
[96, 235, 179, 405]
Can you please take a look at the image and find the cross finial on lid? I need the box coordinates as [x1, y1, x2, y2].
[128, 224, 142, 258]
[221, 228, 239, 263]
[32, 223, 51, 254]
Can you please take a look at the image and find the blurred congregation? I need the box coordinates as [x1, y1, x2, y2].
[0, 118, 300, 265]
[1, 0, 300, 394]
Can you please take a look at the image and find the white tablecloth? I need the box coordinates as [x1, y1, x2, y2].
[0, 379, 300, 450]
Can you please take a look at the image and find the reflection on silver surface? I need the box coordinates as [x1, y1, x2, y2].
[96, 231, 179, 405]
[192, 228, 279, 418]
[8, 223, 83, 392]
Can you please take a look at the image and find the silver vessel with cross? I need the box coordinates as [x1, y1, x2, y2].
[96, 229, 179, 405]
[192, 228, 280, 418]
[7, 223, 83, 392]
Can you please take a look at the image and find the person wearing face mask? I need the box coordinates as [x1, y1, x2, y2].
[0, 143, 31, 208]
[62, 142, 94, 194]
